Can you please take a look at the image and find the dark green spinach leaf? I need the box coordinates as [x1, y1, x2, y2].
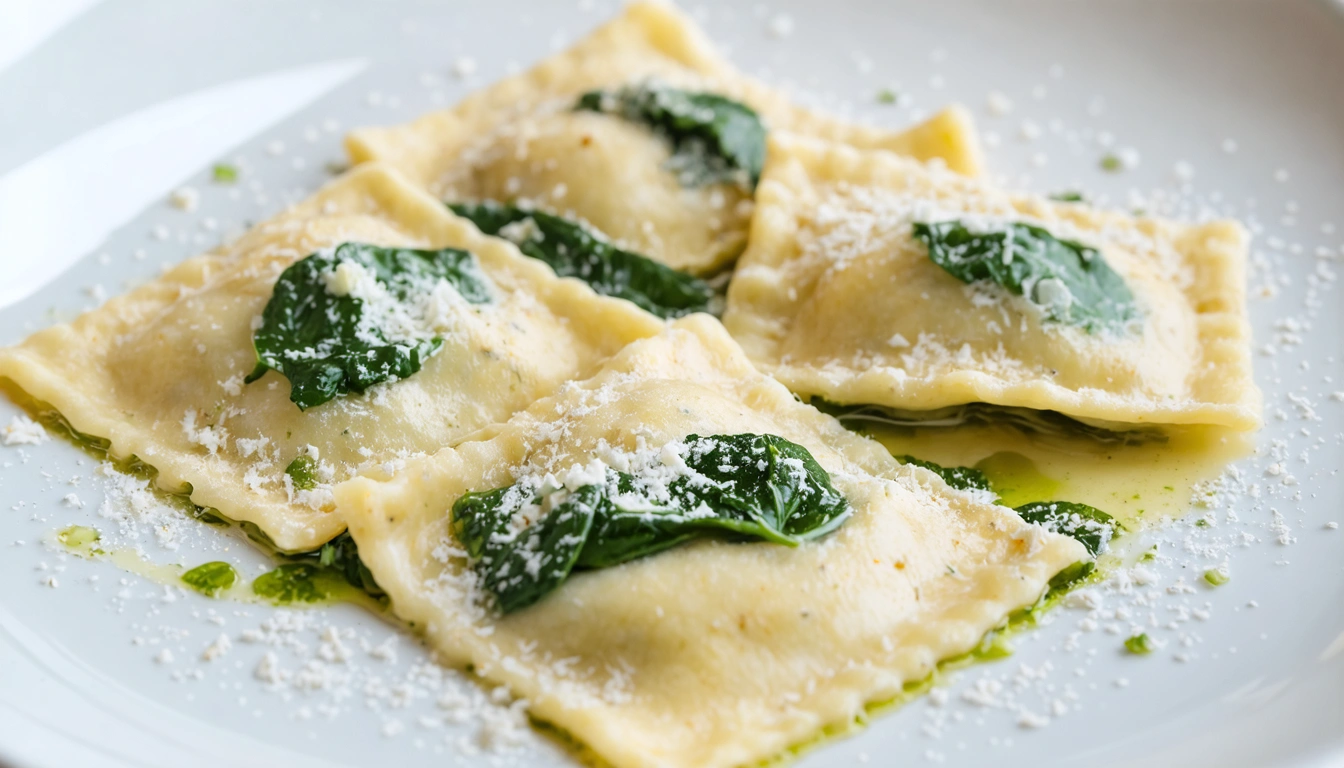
[810, 399, 1166, 446]
[451, 433, 851, 613]
[1046, 559, 1096, 592]
[314, 531, 385, 598]
[575, 83, 767, 189]
[450, 201, 715, 318]
[453, 483, 599, 614]
[1014, 500, 1116, 557]
[912, 220, 1139, 333]
[246, 242, 493, 410]
[894, 455, 992, 493]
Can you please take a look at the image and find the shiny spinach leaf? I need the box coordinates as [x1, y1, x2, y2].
[810, 398, 1166, 447]
[1014, 500, 1116, 557]
[670, 433, 851, 541]
[1046, 559, 1096, 593]
[577, 434, 851, 568]
[894, 455, 992, 493]
[451, 433, 851, 613]
[450, 201, 715, 318]
[453, 483, 599, 615]
[314, 532, 384, 598]
[246, 242, 492, 410]
[575, 83, 766, 189]
[912, 220, 1139, 333]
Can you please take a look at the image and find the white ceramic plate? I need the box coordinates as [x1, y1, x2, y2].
[1, 1, 1342, 767]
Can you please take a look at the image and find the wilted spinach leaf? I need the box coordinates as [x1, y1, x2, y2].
[314, 531, 384, 598]
[912, 220, 1139, 333]
[454, 483, 599, 614]
[451, 433, 851, 613]
[894, 455, 992, 493]
[450, 201, 715, 318]
[810, 399, 1166, 447]
[181, 561, 238, 597]
[1014, 500, 1116, 557]
[576, 83, 767, 189]
[246, 242, 493, 410]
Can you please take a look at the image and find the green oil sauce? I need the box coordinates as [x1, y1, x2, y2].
[249, 562, 383, 610]
[974, 451, 1059, 507]
[874, 423, 1252, 530]
[56, 525, 102, 553]
[50, 524, 377, 607]
[53, 527, 193, 588]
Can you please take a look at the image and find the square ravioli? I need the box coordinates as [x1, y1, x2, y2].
[723, 135, 1261, 432]
[345, 0, 982, 275]
[336, 315, 1086, 768]
[0, 164, 662, 551]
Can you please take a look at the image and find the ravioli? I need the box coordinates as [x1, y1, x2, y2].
[0, 164, 662, 551]
[345, 0, 983, 275]
[722, 135, 1261, 431]
[336, 315, 1087, 768]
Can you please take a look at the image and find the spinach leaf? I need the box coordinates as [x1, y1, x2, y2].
[450, 433, 851, 613]
[810, 399, 1166, 447]
[912, 220, 1139, 333]
[575, 83, 767, 189]
[1047, 559, 1096, 592]
[669, 433, 851, 542]
[453, 483, 599, 614]
[450, 201, 715, 318]
[894, 455, 992, 493]
[314, 531, 385, 598]
[1014, 500, 1116, 557]
[577, 434, 852, 567]
[246, 242, 493, 410]
[181, 561, 238, 597]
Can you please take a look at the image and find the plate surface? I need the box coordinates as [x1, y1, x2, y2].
[1, 1, 1342, 767]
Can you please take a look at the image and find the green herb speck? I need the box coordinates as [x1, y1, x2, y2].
[1049, 191, 1085, 203]
[1100, 154, 1124, 172]
[286, 455, 320, 491]
[1124, 633, 1155, 655]
[876, 88, 898, 105]
[212, 163, 238, 183]
[1203, 568, 1230, 587]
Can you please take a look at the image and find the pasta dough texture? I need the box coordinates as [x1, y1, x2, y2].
[345, 0, 982, 274]
[722, 135, 1262, 431]
[337, 315, 1087, 768]
[0, 164, 662, 551]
